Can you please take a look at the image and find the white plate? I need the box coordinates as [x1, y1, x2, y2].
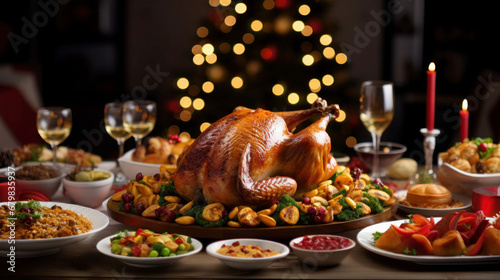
[0, 201, 109, 257]
[96, 233, 202, 267]
[357, 218, 500, 265]
[394, 190, 472, 217]
[206, 238, 289, 270]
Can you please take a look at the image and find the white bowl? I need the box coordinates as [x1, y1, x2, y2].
[289, 235, 355, 267]
[438, 163, 500, 196]
[63, 170, 114, 208]
[14, 164, 64, 200]
[118, 149, 162, 180]
[96, 233, 202, 267]
[206, 238, 289, 270]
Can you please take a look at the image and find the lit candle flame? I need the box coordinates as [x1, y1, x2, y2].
[462, 99, 468, 111]
[428, 62, 436, 72]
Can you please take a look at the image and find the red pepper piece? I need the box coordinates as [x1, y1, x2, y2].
[431, 210, 465, 237]
[449, 212, 464, 231]
[135, 228, 145, 237]
[122, 235, 135, 246]
[131, 245, 141, 257]
[426, 230, 439, 243]
[174, 237, 184, 245]
[412, 214, 432, 227]
[465, 227, 487, 256]
[469, 219, 491, 244]
[392, 224, 431, 237]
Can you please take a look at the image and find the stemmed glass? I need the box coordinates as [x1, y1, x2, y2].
[359, 81, 394, 179]
[123, 100, 156, 147]
[36, 107, 72, 165]
[104, 102, 132, 158]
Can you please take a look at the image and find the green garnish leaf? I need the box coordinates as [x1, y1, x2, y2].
[408, 214, 414, 223]
[372, 231, 383, 241]
[402, 247, 417, 255]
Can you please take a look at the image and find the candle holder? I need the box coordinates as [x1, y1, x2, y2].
[416, 128, 441, 184]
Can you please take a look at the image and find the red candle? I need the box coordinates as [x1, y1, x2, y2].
[426, 62, 436, 131]
[460, 99, 469, 142]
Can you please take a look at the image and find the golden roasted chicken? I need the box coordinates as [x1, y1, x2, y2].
[173, 98, 340, 208]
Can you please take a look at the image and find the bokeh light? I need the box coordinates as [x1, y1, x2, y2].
[177, 78, 189, 89]
[306, 93, 318, 104]
[272, 84, 285, 96]
[335, 53, 348, 64]
[202, 81, 214, 93]
[288, 92, 299, 104]
[231, 76, 243, 89]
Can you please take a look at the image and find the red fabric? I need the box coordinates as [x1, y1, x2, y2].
[0, 85, 40, 144]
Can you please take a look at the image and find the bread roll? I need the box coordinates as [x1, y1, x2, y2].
[405, 184, 452, 207]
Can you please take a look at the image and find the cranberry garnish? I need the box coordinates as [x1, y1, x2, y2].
[122, 192, 133, 203]
[302, 197, 311, 205]
[153, 173, 161, 181]
[479, 143, 488, 152]
[136, 203, 145, 215]
[124, 203, 133, 212]
[24, 216, 33, 224]
[136, 172, 144, 181]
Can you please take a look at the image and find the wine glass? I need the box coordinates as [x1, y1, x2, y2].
[123, 100, 156, 147]
[36, 107, 72, 165]
[359, 81, 394, 179]
[104, 102, 132, 158]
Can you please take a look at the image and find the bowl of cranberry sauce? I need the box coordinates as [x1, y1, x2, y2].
[289, 235, 356, 267]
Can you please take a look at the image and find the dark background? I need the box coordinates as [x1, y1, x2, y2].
[1, 0, 500, 164]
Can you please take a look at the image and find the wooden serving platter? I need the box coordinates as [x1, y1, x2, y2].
[107, 200, 398, 239]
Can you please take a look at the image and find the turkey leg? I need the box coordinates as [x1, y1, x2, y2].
[237, 144, 297, 206]
[276, 98, 340, 131]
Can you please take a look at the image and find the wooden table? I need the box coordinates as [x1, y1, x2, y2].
[3, 212, 499, 280]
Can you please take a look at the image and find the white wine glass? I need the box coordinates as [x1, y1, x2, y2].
[359, 81, 394, 179]
[123, 100, 156, 147]
[104, 102, 132, 158]
[36, 107, 72, 165]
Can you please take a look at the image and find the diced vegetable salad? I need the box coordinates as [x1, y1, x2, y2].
[109, 228, 194, 258]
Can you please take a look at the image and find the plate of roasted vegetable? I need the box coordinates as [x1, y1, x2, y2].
[106, 165, 398, 239]
[96, 228, 202, 267]
[357, 211, 500, 265]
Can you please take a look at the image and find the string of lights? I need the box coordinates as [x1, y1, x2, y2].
[168, 0, 348, 142]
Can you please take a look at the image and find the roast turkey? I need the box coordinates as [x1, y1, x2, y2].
[173, 98, 340, 208]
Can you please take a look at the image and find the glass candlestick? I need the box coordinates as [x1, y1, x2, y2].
[416, 128, 440, 183]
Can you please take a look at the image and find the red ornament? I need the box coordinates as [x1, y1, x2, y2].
[260, 46, 278, 61]
[166, 99, 182, 114]
[275, 0, 292, 9]
[208, 10, 223, 24]
[307, 18, 324, 34]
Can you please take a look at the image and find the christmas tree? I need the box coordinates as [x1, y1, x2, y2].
[167, 0, 349, 140]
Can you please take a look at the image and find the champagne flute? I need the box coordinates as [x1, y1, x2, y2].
[104, 102, 132, 158]
[36, 107, 72, 165]
[123, 100, 156, 147]
[359, 81, 394, 179]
